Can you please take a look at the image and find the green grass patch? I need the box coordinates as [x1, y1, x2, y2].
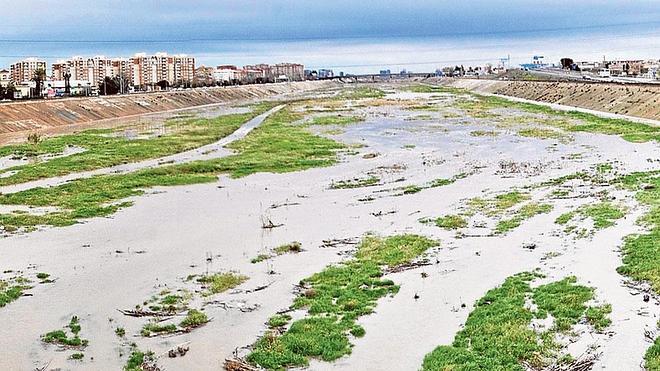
[495, 203, 553, 234]
[247, 234, 437, 369]
[453, 93, 659, 143]
[330, 176, 380, 189]
[422, 273, 607, 371]
[557, 202, 626, 236]
[251, 254, 271, 264]
[402, 185, 423, 194]
[585, 304, 612, 332]
[470, 130, 499, 137]
[533, 276, 595, 331]
[42, 316, 88, 348]
[307, 115, 364, 127]
[434, 215, 468, 230]
[267, 314, 292, 328]
[0, 277, 30, 308]
[124, 347, 157, 371]
[354, 234, 438, 267]
[518, 127, 570, 141]
[196, 272, 248, 296]
[337, 86, 386, 100]
[616, 171, 660, 294]
[582, 202, 626, 229]
[403, 84, 467, 95]
[646, 337, 660, 371]
[274, 241, 303, 255]
[180, 309, 209, 328]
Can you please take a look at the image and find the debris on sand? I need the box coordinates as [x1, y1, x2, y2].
[166, 343, 190, 358]
[321, 237, 360, 248]
[260, 216, 283, 229]
[224, 357, 258, 371]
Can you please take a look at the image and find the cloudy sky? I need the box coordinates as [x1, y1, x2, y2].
[2, 0, 659, 73]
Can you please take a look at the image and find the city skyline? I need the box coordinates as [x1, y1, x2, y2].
[1, 1, 659, 73]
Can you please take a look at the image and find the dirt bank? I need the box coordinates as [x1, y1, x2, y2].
[442, 78, 660, 120]
[0, 81, 331, 140]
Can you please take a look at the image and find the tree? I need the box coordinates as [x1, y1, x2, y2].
[156, 80, 169, 90]
[98, 76, 121, 95]
[5, 82, 16, 100]
[31, 68, 46, 98]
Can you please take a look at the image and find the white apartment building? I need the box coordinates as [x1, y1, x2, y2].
[10, 58, 47, 84]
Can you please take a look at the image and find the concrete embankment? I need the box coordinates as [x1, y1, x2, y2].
[441, 78, 660, 121]
[0, 81, 332, 140]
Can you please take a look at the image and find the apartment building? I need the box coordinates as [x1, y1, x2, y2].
[130, 53, 195, 88]
[10, 58, 46, 84]
[0, 69, 10, 86]
[244, 64, 274, 82]
[272, 63, 304, 81]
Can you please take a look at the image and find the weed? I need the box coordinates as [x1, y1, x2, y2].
[331, 176, 380, 189]
[0, 277, 30, 308]
[42, 316, 88, 348]
[274, 241, 302, 255]
[140, 322, 177, 337]
[69, 352, 84, 360]
[470, 130, 499, 137]
[616, 171, 660, 293]
[403, 185, 423, 194]
[196, 272, 248, 296]
[124, 348, 156, 371]
[180, 309, 209, 328]
[495, 203, 553, 234]
[533, 276, 595, 331]
[267, 314, 292, 328]
[585, 304, 612, 332]
[251, 254, 271, 264]
[115, 327, 126, 337]
[646, 337, 660, 371]
[434, 215, 468, 230]
[307, 115, 364, 127]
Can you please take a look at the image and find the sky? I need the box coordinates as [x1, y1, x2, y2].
[1, 0, 659, 74]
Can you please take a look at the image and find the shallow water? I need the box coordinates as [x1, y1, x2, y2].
[0, 86, 658, 371]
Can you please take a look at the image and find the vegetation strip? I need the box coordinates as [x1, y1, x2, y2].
[615, 171, 660, 369]
[422, 273, 610, 371]
[0, 103, 273, 186]
[246, 234, 438, 369]
[0, 105, 346, 232]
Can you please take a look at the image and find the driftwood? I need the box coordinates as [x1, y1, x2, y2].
[261, 216, 283, 229]
[385, 261, 433, 274]
[371, 210, 397, 217]
[163, 341, 191, 359]
[321, 237, 359, 248]
[117, 308, 174, 318]
[269, 201, 301, 209]
[527, 351, 600, 371]
[245, 281, 274, 293]
[224, 357, 258, 371]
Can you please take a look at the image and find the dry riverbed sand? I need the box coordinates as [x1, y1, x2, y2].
[0, 83, 658, 371]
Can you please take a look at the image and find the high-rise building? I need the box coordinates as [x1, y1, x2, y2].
[10, 58, 47, 84]
[130, 53, 195, 88]
[272, 63, 304, 81]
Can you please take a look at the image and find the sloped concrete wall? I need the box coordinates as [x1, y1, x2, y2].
[0, 81, 330, 135]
